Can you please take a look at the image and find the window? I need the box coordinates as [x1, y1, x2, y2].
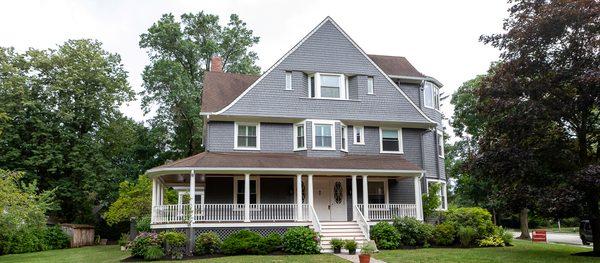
[285, 71, 292, 90]
[367, 76, 374, 94]
[234, 178, 259, 204]
[341, 125, 348, 151]
[235, 122, 260, 150]
[353, 126, 364, 145]
[380, 128, 403, 153]
[293, 123, 306, 150]
[427, 180, 447, 210]
[307, 73, 347, 99]
[424, 82, 440, 110]
[437, 131, 444, 158]
[312, 121, 335, 150]
[368, 181, 387, 204]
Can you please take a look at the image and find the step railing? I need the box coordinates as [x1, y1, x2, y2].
[354, 205, 370, 240]
[309, 205, 322, 234]
[357, 204, 418, 220]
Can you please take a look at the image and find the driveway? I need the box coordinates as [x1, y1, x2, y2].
[512, 231, 591, 247]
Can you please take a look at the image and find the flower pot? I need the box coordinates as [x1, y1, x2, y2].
[120, 246, 126, 251]
[333, 247, 341, 253]
[348, 248, 356, 255]
[359, 254, 370, 263]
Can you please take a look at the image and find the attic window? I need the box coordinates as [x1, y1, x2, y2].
[307, 73, 348, 100]
[424, 82, 440, 110]
[285, 71, 292, 90]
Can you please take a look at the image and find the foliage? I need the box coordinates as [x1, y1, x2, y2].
[392, 216, 434, 247]
[496, 227, 513, 246]
[433, 223, 456, 246]
[343, 240, 357, 250]
[457, 227, 477, 247]
[221, 230, 265, 255]
[118, 233, 129, 247]
[139, 12, 261, 157]
[477, 235, 504, 247]
[422, 183, 442, 219]
[194, 232, 221, 255]
[158, 231, 186, 259]
[263, 233, 282, 253]
[330, 239, 344, 250]
[282, 227, 320, 255]
[136, 215, 152, 232]
[44, 226, 70, 250]
[360, 242, 376, 255]
[370, 222, 400, 249]
[0, 228, 47, 254]
[130, 232, 160, 258]
[143, 245, 164, 261]
[445, 207, 496, 241]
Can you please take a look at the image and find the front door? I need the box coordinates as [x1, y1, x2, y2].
[313, 177, 347, 221]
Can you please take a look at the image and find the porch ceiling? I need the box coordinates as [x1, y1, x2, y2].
[146, 152, 423, 177]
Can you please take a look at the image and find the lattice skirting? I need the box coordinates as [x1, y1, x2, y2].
[155, 226, 299, 239]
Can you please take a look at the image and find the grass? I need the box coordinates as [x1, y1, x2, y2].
[0, 245, 345, 263]
[373, 239, 596, 263]
[510, 227, 579, 233]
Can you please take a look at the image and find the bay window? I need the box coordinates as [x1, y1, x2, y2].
[307, 73, 348, 99]
[354, 126, 364, 144]
[312, 122, 335, 150]
[293, 122, 306, 150]
[427, 179, 447, 210]
[341, 125, 348, 151]
[424, 82, 440, 110]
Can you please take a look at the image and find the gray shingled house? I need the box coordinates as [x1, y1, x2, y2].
[145, 17, 447, 251]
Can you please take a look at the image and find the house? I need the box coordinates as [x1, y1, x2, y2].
[145, 17, 447, 251]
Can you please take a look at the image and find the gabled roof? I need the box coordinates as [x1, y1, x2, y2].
[368, 54, 425, 78]
[201, 71, 259, 113]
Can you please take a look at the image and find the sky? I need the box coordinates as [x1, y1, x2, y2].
[0, 0, 510, 135]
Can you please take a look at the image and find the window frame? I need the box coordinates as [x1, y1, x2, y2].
[311, 120, 336, 150]
[426, 179, 448, 211]
[293, 121, 307, 151]
[367, 76, 374, 94]
[379, 127, 403, 154]
[367, 179, 389, 208]
[437, 130, 445, 158]
[353, 126, 365, 145]
[234, 122, 260, 150]
[233, 176, 261, 206]
[285, 71, 292, 90]
[340, 124, 348, 152]
[307, 73, 348, 100]
[424, 82, 440, 110]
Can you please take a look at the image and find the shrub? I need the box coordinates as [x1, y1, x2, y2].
[131, 232, 160, 258]
[457, 226, 477, 247]
[495, 227, 513, 246]
[136, 216, 152, 232]
[118, 233, 129, 247]
[221, 230, 265, 255]
[282, 227, 320, 254]
[392, 217, 433, 246]
[44, 226, 70, 250]
[344, 240, 357, 251]
[445, 207, 495, 240]
[158, 231, 186, 259]
[194, 232, 221, 255]
[478, 234, 504, 247]
[422, 183, 442, 219]
[263, 233, 282, 253]
[370, 222, 400, 249]
[0, 227, 47, 254]
[433, 223, 456, 246]
[144, 245, 165, 261]
[330, 239, 344, 250]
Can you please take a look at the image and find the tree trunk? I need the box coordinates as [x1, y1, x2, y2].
[492, 208, 497, 225]
[590, 194, 600, 255]
[519, 208, 531, 239]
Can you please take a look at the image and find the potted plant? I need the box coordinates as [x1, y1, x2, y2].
[359, 242, 376, 263]
[331, 238, 344, 254]
[344, 239, 357, 255]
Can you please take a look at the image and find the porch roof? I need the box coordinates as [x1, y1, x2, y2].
[146, 152, 423, 177]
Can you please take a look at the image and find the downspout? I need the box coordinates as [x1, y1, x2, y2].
[203, 114, 210, 152]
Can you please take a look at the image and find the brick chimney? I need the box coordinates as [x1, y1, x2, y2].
[210, 55, 223, 72]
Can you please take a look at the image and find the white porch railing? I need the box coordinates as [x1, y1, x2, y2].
[153, 204, 311, 224]
[357, 204, 418, 220]
[354, 205, 370, 240]
[309, 205, 322, 234]
[249, 204, 309, 221]
[153, 204, 191, 224]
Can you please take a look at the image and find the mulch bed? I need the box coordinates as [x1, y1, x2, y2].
[121, 251, 289, 262]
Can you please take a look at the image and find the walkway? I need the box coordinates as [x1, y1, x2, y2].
[334, 253, 386, 263]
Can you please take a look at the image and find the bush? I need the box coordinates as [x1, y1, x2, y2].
[282, 227, 320, 254]
[433, 222, 456, 246]
[457, 226, 477, 247]
[445, 207, 495, 241]
[0, 227, 47, 254]
[422, 183, 442, 218]
[158, 231, 186, 259]
[221, 230, 266, 255]
[370, 222, 400, 249]
[118, 233, 129, 247]
[330, 239, 344, 250]
[144, 245, 165, 261]
[344, 240, 357, 251]
[136, 216, 152, 232]
[44, 226, 70, 250]
[131, 232, 160, 258]
[496, 227, 513, 246]
[392, 217, 434, 246]
[263, 233, 282, 253]
[478, 234, 504, 247]
[194, 232, 221, 255]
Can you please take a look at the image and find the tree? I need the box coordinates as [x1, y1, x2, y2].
[422, 182, 441, 219]
[479, 0, 599, 252]
[140, 12, 261, 158]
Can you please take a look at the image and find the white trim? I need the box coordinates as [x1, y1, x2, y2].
[151, 222, 311, 229]
[293, 121, 307, 151]
[233, 175, 261, 205]
[367, 76, 374, 94]
[147, 167, 424, 177]
[234, 122, 260, 150]
[353, 126, 365, 145]
[437, 130, 445, 158]
[309, 73, 348, 100]
[379, 127, 404, 154]
[366, 178, 389, 207]
[205, 17, 437, 126]
[285, 71, 292, 90]
[426, 179, 448, 211]
[340, 124, 348, 152]
[423, 82, 440, 111]
[311, 120, 336, 150]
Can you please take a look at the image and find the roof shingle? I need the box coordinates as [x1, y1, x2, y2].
[368, 54, 425, 78]
[201, 71, 259, 113]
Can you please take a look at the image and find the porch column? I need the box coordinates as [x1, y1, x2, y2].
[351, 175, 358, 220]
[307, 174, 314, 207]
[415, 175, 424, 220]
[158, 182, 164, 205]
[189, 170, 195, 224]
[362, 175, 369, 220]
[151, 178, 157, 223]
[244, 173, 250, 222]
[296, 174, 303, 221]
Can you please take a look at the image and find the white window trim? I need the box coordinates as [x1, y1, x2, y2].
[437, 130, 445, 158]
[307, 72, 348, 100]
[424, 82, 440, 111]
[311, 120, 337, 150]
[234, 122, 260, 150]
[353, 126, 365, 145]
[379, 127, 404, 154]
[340, 124, 348, 152]
[233, 176, 261, 207]
[293, 121, 307, 151]
[426, 179, 448, 211]
[177, 188, 205, 216]
[367, 76, 374, 94]
[366, 178, 389, 209]
[285, 71, 292, 90]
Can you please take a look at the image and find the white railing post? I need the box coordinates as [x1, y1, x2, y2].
[296, 174, 303, 221]
[351, 175, 358, 220]
[307, 175, 314, 208]
[190, 170, 195, 224]
[362, 175, 369, 221]
[151, 178, 157, 224]
[244, 174, 251, 222]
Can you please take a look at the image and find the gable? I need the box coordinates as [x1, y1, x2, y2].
[213, 17, 435, 125]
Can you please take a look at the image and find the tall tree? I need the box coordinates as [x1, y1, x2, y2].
[139, 12, 260, 158]
[479, 0, 599, 253]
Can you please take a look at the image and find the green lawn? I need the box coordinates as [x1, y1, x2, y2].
[374, 240, 596, 263]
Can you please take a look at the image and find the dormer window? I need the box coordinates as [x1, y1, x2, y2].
[424, 82, 440, 110]
[308, 73, 348, 99]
